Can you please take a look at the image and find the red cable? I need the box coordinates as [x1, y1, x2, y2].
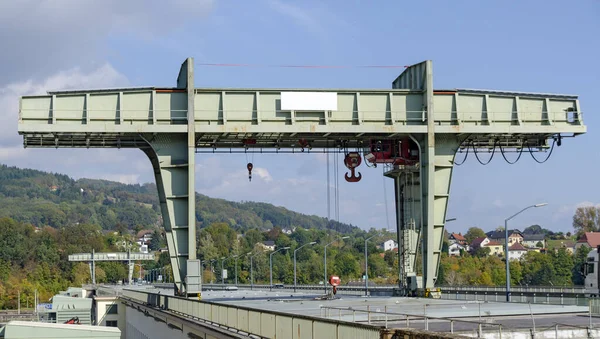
[197, 63, 409, 69]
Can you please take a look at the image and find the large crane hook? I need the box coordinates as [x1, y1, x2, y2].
[343, 152, 362, 182]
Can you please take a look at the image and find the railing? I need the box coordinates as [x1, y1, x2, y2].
[319, 305, 503, 338]
[121, 289, 384, 339]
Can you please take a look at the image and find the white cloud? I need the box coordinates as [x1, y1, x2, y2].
[0, 63, 128, 146]
[266, 0, 323, 35]
[0, 0, 214, 84]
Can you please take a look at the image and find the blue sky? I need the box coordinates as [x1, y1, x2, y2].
[0, 0, 599, 234]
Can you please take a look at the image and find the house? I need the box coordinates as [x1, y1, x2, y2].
[136, 230, 154, 253]
[257, 241, 276, 251]
[486, 229, 523, 246]
[547, 240, 576, 255]
[486, 241, 504, 256]
[576, 232, 600, 250]
[522, 234, 546, 248]
[470, 237, 503, 257]
[383, 239, 398, 251]
[449, 233, 467, 246]
[449, 242, 465, 256]
[508, 243, 527, 260]
[448, 233, 469, 252]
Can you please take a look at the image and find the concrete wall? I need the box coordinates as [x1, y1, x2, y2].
[94, 297, 127, 339]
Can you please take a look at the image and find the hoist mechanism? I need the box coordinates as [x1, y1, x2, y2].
[364, 139, 420, 166]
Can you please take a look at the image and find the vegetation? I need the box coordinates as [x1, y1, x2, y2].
[0, 164, 594, 310]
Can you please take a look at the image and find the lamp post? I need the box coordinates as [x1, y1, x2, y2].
[505, 203, 547, 302]
[294, 241, 316, 292]
[220, 256, 226, 285]
[364, 234, 379, 297]
[232, 255, 239, 286]
[270, 247, 290, 291]
[324, 236, 349, 295]
[245, 252, 254, 289]
[210, 259, 216, 284]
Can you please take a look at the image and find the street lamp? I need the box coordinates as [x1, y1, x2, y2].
[364, 233, 380, 297]
[220, 256, 226, 285]
[245, 252, 255, 290]
[324, 236, 350, 295]
[232, 254, 239, 285]
[505, 203, 547, 302]
[270, 247, 290, 291]
[294, 241, 317, 292]
[210, 259, 216, 284]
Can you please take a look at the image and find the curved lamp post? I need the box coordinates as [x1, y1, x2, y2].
[505, 203, 547, 302]
[294, 241, 316, 292]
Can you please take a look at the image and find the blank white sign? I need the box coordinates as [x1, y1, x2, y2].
[281, 92, 338, 111]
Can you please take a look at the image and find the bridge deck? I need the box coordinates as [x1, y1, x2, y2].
[19, 86, 584, 148]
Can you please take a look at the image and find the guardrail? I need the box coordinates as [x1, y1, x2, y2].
[121, 289, 384, 339]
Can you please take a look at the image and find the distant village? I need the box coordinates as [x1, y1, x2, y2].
[378, 228, 599, 259]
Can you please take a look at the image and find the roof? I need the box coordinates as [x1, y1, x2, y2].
[1, 321, 120, 338]
[471, 237, 487, 248]
[486, 230, 522, 239]
[578, 232, 600, 247]
[523, 234, 546, 241]
[136, 229, 154, 238]
[509, 243, 527, 251]
[450, 233, 466, 242]
[486, 241, 503, 247]
[262, 240, 275, 246]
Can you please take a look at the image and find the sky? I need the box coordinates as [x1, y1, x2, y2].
[0, 0, 599, 235]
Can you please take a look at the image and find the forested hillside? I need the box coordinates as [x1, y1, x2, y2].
[0, 164, 359, 233]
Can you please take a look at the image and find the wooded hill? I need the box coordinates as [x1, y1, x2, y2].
[0, 164, 359, 233]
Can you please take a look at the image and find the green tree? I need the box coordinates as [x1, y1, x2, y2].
[465, 227, 486, 244]
[553, 248, 573, 285]
[573, 206, 600, 237]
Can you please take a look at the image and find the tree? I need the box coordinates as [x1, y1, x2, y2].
[465, 227, 486, 244]
[149, 229, 163, 251]
[572, 206, 600, 236]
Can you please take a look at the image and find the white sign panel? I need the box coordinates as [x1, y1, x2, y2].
[281, 92, 338, 111]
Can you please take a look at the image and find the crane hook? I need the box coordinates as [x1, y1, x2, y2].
[247, 163, 253, 182]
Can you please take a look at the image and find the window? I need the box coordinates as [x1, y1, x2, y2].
[106, 320, 118, 327]
[106, 304, 118, 314]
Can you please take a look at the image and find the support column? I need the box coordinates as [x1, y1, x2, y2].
[143, 134, 191, 295]
[419, 135, 459, 291]
[141, 58, 197, 295]
[386, 167, 420, 295]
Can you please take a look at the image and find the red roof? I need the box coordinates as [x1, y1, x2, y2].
[486, 241, 502, 246]
[509, 243, 527, 251]
[451, 233, 466, 242]
[578, 232, 600, 247]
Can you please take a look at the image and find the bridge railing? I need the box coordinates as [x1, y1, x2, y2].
[120, 288, 384, 339]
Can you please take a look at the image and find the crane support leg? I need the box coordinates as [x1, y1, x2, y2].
[142, 134, 195, 295]
[140, 58, 200, 296]
[420, 135, 459, 295]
